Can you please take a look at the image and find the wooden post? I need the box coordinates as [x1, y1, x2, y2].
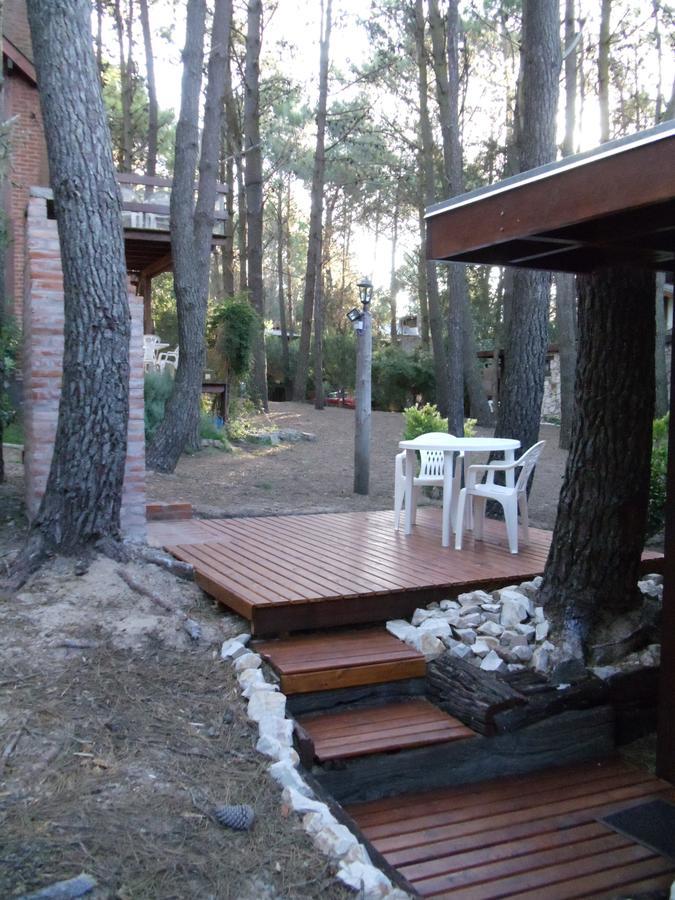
[142, 276, 153, 334]
[353, 309, 372, 495]
[656, 332, 675, 783]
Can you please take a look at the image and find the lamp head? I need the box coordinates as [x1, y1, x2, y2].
[356, 277, 373, 307]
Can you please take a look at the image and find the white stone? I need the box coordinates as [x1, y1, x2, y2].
[449, 642, 473, 660]
[591, 665, 621, 681]
[312, 822, 360, 859]
[386, 619, 417, 642]
[507, 663, 526, 672]
[500, 590, 532, 628]
[410, 631, 445, 660]
[535, 621, 550, 642]
[518, 580, 540, 600]
[463, 590, 493, 605]
[482, 611, 501, 625]
[478, 620, 503, 638]
[303, 808, 339, 835]
[440, 599, 460, 611]
[417, 619, 452, 639]
[233, 651, 262, 672]
[439, 610, 462, 627]
[472, 639, 493, 658]
[481, 602, 502, 613]
[268, 759, 312, 796]
[459, 613, 482, 627]
[645, 573, 663, 585]
[532, 646, 552, 674]
[256, 735, 299, 764]
[515, 623, 536, 640]
[481, 650, 506, 672]
[534, 606, 546, 624]
[220, 637, 249, 660]
[257, 714, 294, 744]
[533, 576, 543, 589]
[412, 607, 439, 626]
[238, 668, 278, 698]
[458, 604, 481, 617]
[342, 842, 372, 867]
[247, 690, 286, 722]
[337, 861, 394, 899]
[511, 644, 533, 663]
[638, 580, 662, 599]
[455, 628, 477, 645]
[282, 786, 326, 816]
[500, 630, 528, 649]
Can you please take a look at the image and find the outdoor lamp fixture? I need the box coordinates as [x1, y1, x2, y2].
[357, 276, 373, 308]
[346, 307, 362, 323]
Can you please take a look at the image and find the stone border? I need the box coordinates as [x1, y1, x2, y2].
[219, 634, 410, 900]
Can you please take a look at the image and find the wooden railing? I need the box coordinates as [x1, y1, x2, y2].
[116, 173, 228, 235]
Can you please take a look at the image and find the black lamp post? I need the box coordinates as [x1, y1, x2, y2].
[352, 277, 373, 494]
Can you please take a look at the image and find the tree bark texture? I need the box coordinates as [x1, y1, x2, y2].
[654, 271, 668, 418]
[556, 273, 577, 450]
[139, 0, 158, 181]
[538, 267, 656, 658]
[292, 0, 332, 402]
[244, 0, 268, 410]
[26, 0, 131, 550]
[276, 179, 290, 388]
[496, 0, 560, 456]
[413, 0, 449, 420]
[598, 0, 612, 144]
[146, 0, 231, 472]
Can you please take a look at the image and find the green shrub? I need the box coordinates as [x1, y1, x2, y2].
[372, 345, 417, 411]
[144, 370, 174, 441]
[402, 403, 448, 440]
[0, 317, 20, 433]
[199, 413, 230, 448]
[647, 413, 669, 537]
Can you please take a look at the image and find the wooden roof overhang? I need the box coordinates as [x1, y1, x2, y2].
[425, 120, 675, 273]
[124, 229, 228, 280]
[424, 120, 675, 785]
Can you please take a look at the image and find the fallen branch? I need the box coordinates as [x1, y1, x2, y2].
[117, 567, 202, 641]
[0, 714, 30, 772]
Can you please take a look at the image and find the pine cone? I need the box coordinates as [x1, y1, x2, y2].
[214, 803, 255, 831]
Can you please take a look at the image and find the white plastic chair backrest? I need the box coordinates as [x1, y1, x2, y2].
[416, 432, 456, 481]
[514, 441, 546, 492]
[143, 343, 156, 364]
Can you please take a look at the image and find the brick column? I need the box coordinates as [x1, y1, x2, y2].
[23, 189, 146, 540]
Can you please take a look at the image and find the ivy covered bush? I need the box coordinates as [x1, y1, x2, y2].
[402, 403, 476, 440]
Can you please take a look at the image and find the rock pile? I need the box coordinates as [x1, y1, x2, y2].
[387, 573, 664, 677]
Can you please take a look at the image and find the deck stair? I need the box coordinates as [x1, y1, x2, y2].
[295, 698, 474, 765]
[254, 627, 427, 695]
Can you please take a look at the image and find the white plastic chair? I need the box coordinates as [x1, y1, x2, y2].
[158, 346, 179, 372]
[454, 440, 545, 554]
[394, 433, 464, 532]
[143, 335, 160, 371]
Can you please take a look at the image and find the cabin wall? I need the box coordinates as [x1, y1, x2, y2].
[22, 191, 146, 540]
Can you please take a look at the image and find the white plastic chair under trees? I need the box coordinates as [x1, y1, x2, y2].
[394, 433, 464, 532]
[454, 440, 546, 554]
[158, 346, 179, 373]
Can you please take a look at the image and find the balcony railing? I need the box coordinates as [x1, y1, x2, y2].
[117, 172, 228, 236]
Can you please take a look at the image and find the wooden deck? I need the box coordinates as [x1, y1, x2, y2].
[346, 758, 675, 898]
[151, 508, 663, 635]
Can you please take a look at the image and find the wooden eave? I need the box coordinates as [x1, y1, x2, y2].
[2, 36, 36, 84]
[123, 229, 227, 276]
[425, 121, 675, 273]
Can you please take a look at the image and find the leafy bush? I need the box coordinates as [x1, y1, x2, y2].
[210, 297, 259, 381]
[0, 317, 20, 433]
[647, 413, 669, 537]
[144, 370, 174, 441]
[402, 403, 448, 440]
[199, 413, 230, 448]
[372, 345, 417, 411]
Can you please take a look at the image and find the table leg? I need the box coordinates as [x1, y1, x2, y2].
[403, 449, 415, 535]
[441, 449, 455, 548]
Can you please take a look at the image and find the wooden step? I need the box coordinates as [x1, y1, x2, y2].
[296, 698, 475, 763]
[254, 628, 426, 694]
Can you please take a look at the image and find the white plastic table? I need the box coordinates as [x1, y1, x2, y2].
[398, 435, 521, 548]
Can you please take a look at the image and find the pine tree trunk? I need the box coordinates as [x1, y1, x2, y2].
[244, 0, 268, 410]
[598, 0, 612, 144]
[293, 0, 332, 402]
[538, 267, 655, 660]
[389, 198, 398, 343]
[495, 0, 561, 456]
[276, 179, 290, 390]
[139, 0, 158, 181]
[146, 0, 231, 472]
[413, 0, 449, 420]
[25, 0, 131, 551]
[654, 271, 668, 418]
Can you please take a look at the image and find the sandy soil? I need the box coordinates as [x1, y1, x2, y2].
[147, 402, 567, 529]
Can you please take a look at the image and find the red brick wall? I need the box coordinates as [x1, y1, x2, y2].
[23, 192, 146, 540]
[3, 64, 49, 321]
[4, 0, 34, 62]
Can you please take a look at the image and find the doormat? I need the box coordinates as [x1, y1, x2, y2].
[600, 799, 675, 860]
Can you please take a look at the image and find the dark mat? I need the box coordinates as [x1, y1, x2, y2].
[600, 798, 675, 860]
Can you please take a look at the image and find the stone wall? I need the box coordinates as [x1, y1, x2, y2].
[23, 190, 146, 540]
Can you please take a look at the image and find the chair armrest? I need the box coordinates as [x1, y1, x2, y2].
[395, 450, 405, 479]
[466, 459, 518, 489]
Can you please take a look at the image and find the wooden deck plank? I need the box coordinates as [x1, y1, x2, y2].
[346, 760, 675, 899]
[299, 699, 474, 762]
[152, 508, 663, 633]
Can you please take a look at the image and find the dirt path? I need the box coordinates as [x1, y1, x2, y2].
[147, 402, 567, 529]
